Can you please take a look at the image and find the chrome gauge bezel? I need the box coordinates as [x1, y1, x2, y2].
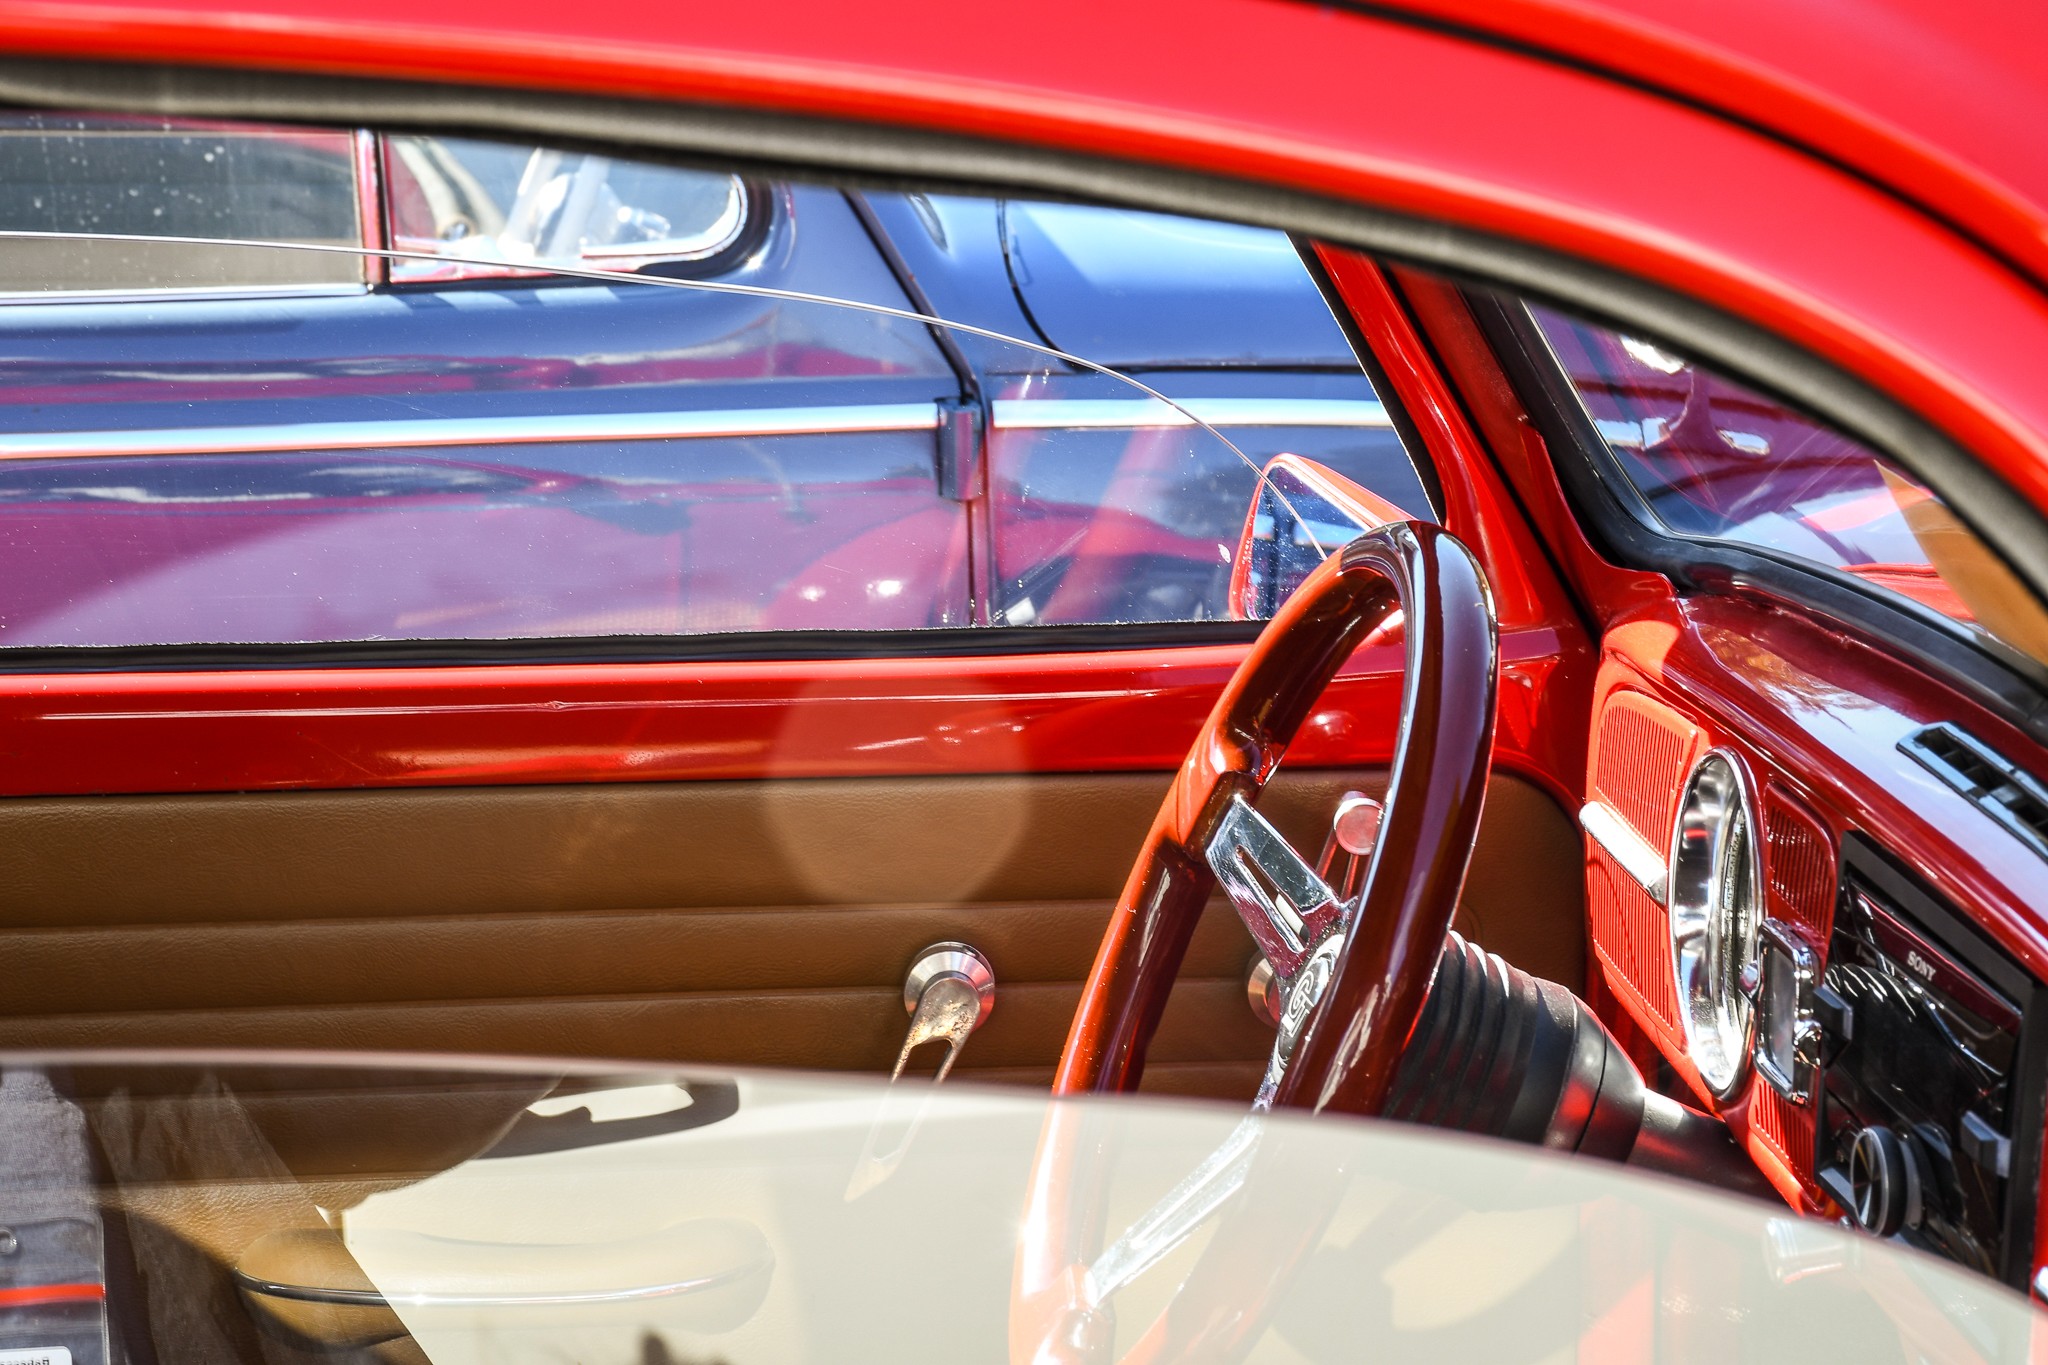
[1668, 748, 1763, 1098]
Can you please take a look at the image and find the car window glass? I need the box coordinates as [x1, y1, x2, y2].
[0, 114, 365, 294]
[1530, 304, 2048, 665]
[0, 257, 1307, 648]
[985, 379, 1418, 625]
[384, 135, 750, 282]
[998, 201, 1358, 368]
[0, 120, 1429, 653]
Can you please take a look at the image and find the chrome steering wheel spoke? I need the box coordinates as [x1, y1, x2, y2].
[1203, 793, 1344, 980]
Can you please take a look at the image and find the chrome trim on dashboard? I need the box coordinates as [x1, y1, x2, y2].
[989, 397, 1388, 430]
[1668, 749, 1762, 1100]
[1578, 800, 1669, 905]
[1752, 916, 1823, 1104]
[0, 404, 943, 461]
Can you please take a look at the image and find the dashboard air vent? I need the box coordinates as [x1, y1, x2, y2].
[1900, 723, 2048, 861]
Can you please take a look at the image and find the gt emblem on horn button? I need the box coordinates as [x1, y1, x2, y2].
[1276, 936, 1345, 1064]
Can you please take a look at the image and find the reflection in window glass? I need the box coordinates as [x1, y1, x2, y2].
[0, 435, 966, 646]
[0, 115, 364, 294]
[1532, 304, 2048, 662]
[988, 403, 1426, 626]
[0, 121, 1431, 648]
[384, 135, 748, 282]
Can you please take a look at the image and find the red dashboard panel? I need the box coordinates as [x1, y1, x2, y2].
[1588, 592, 2048, 1215]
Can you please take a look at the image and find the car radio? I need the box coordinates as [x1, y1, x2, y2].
[1793, 838, 2047, 1287]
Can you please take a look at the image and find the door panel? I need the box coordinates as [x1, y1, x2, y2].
[0, 769, 1583, 1097]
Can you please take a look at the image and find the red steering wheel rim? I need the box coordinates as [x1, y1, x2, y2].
[1053, 519, 1498, 1114]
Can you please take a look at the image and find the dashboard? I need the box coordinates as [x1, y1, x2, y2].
[1578, 589, 2048, 1295]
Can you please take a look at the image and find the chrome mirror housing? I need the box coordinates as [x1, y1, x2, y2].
[1228, 454, 1412, 619]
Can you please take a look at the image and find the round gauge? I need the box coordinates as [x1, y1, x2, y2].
[1668, 750, 1762, 1097]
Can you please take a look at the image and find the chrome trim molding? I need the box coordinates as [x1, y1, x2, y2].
[1578, 800, 1669, 905]
[991, 397, 1388, 430]
[1667, 749, 1762, 1100]
[0, 404, 942, 461]
[0, 398, 1391, 463]
[0, 281, 372, 306]
[1752, 916, 1823, 1104]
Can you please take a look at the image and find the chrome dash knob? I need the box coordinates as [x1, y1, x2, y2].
[1246, 956, 1283, 1027]
[1847, 1125, 1921, 1237]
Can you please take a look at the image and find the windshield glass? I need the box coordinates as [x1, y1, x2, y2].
[1530, 303, 2048, 666]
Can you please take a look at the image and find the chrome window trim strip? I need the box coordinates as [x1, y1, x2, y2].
[1578, 799, 1670, 905]
[990, 397, 1389, 430]
[0, 281, 372, 306]
[0, 398, 1390, 461]
[0, 404, 944, 461]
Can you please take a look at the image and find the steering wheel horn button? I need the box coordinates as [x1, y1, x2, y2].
[1276, 937, 1345, 1065]
[1205, 793, 1343, 974]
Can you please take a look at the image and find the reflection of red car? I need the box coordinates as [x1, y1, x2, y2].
[0, 442, 1231, 644]
[4, 1, 2048, 1357]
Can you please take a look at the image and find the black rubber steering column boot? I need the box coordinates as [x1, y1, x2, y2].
[1384, 933, 1774, 1200]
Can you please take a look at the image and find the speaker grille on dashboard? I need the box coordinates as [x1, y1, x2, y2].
[1592, 693, 1694, 841]
[1585, 689, 1700, 1040]
[1752, 786, 1836, 1200]
[1750, 1079, 1819, 1199]
[1588, 858, 1679, 1028]
[1764, 788, 1836, 940]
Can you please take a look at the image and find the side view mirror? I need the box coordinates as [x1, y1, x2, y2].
[1228, 455, 1414, 619]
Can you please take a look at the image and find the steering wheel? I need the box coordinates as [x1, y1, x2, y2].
[1012, 521, 1497, 1362]
[1056, 518, 1497, 1112]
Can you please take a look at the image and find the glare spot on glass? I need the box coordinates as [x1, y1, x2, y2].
[1620, 334, 1687, 375]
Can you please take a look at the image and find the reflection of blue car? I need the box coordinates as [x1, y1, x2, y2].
[0, 120, 1425, 653]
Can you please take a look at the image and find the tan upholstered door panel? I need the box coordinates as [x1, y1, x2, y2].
[0, 771, 1581, 1096]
